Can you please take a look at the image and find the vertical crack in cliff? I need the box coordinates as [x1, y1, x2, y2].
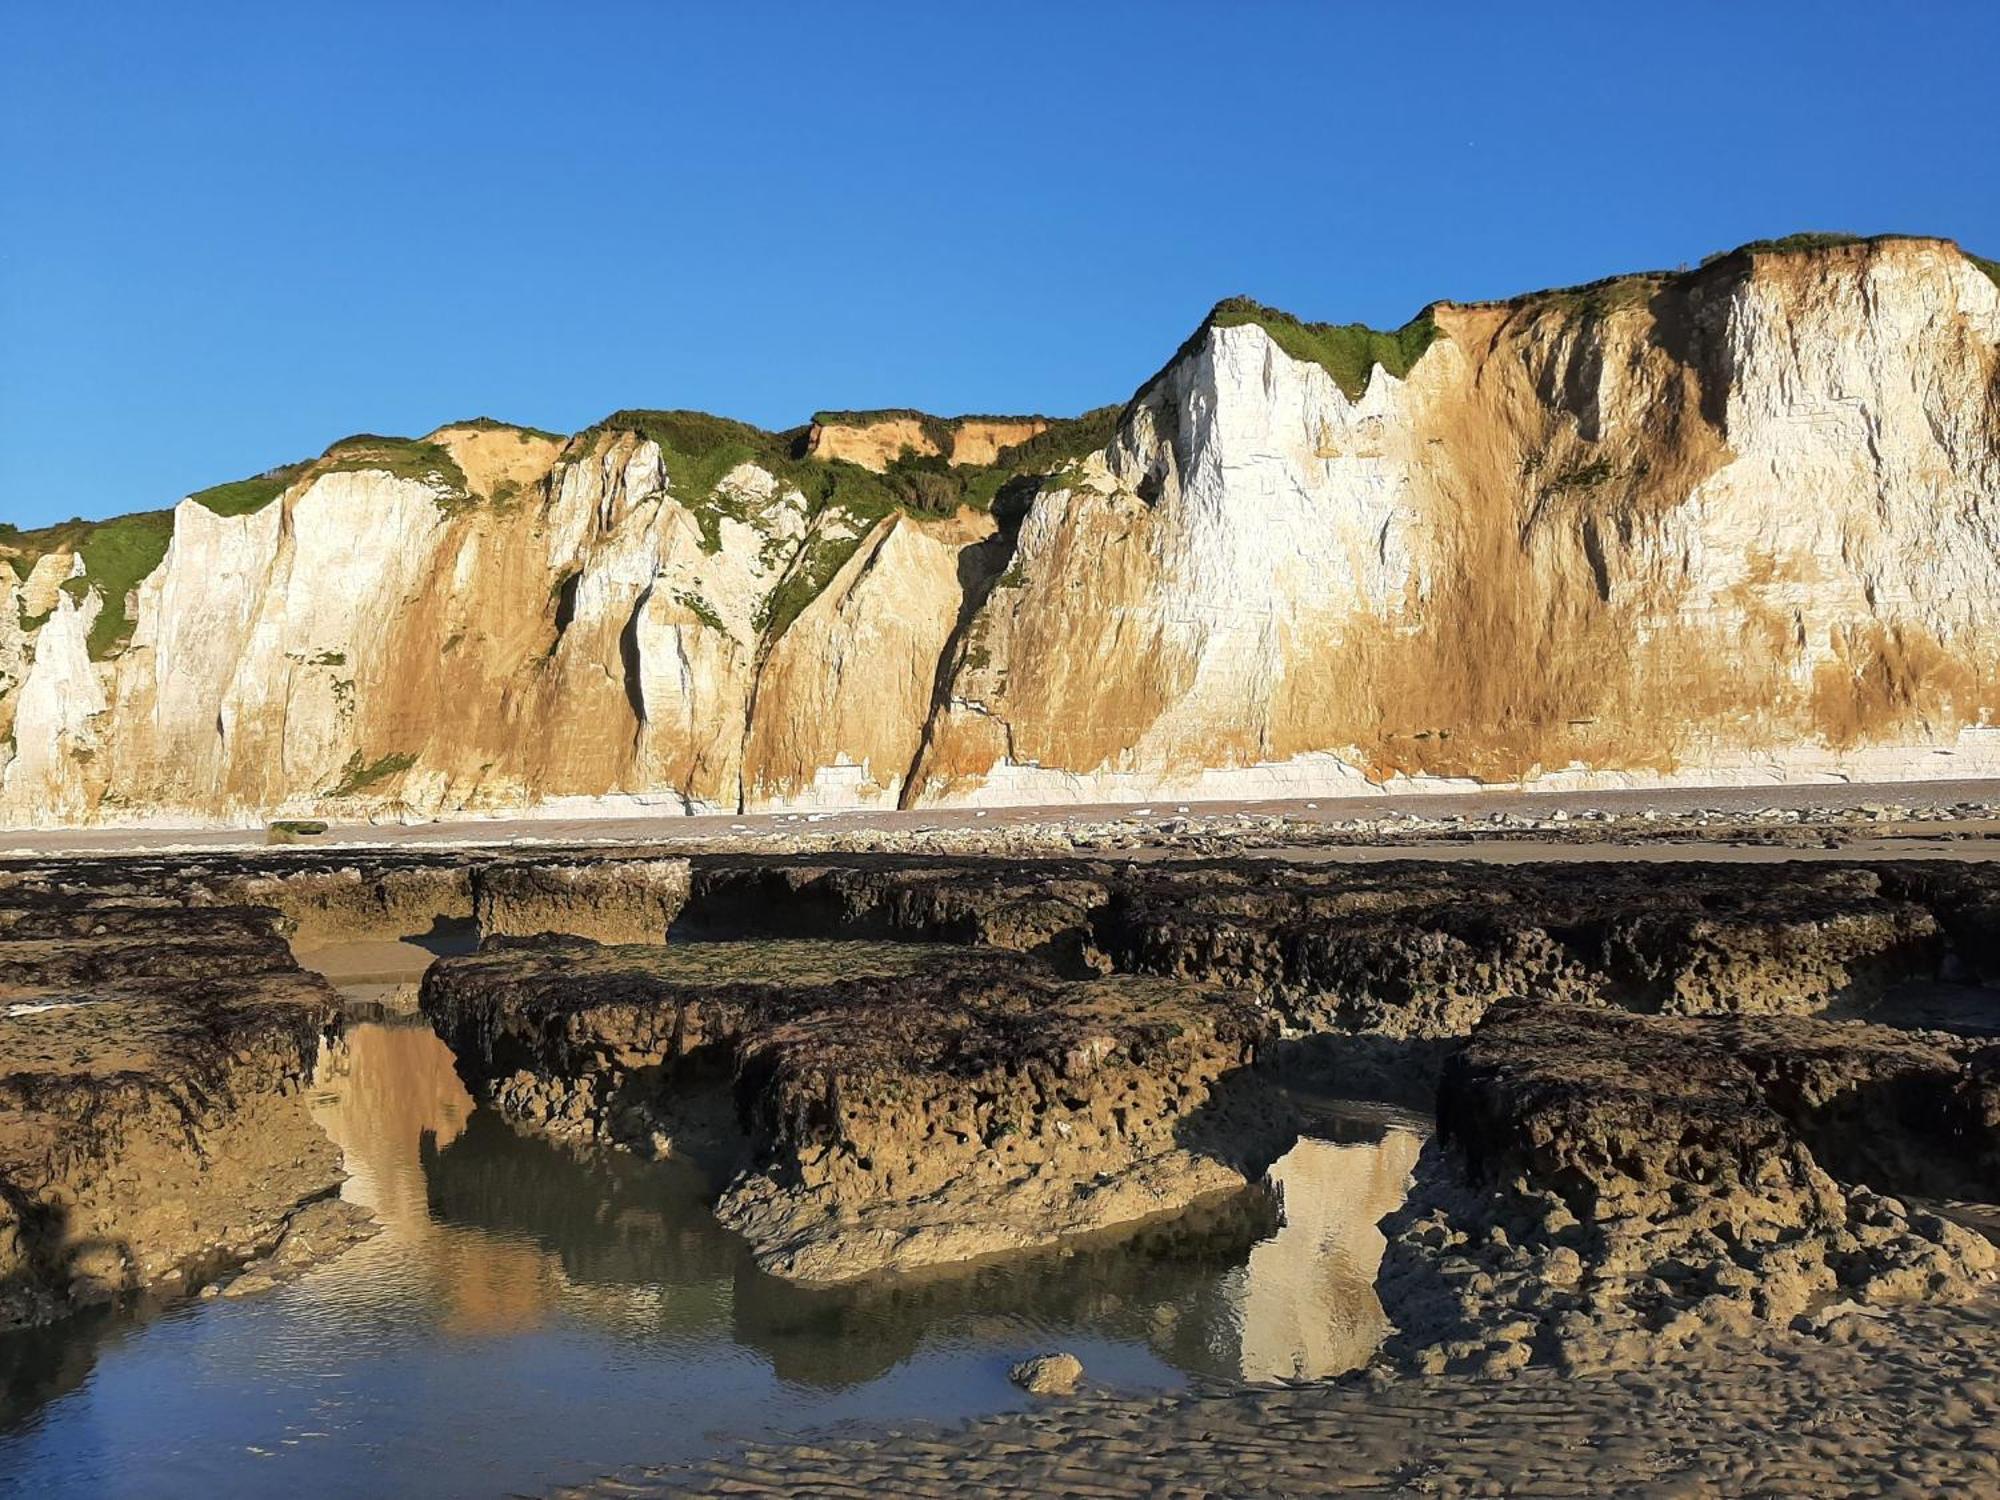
[897, 495, 1031, 809]
[619, 583, 653, 740]
[735, 513, 830, 815]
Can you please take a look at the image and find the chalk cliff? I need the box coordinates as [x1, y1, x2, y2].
[5, 234, 1999, 827]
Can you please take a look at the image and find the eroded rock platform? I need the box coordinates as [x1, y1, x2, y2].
[422, 939, 1282, 1279]
[0, 891, 344, 1327]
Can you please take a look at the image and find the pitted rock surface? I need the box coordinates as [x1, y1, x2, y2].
[0, 895, 343, 1328]
[1378, 1000, 1999, 1376]
[422, 939, 1283, 1279]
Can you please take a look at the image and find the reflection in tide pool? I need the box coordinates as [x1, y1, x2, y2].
[1240, 1130, 1426, 1381]
[0, 1021, 1424, 1499]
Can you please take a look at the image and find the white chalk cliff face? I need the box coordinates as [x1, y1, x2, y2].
[914, 236, 2000, 803]
[4, 236, 2000, 827]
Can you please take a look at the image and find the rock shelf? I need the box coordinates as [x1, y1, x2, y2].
[422, 939, 1283, 1279]
[1380, 1001, 1998, 1375]
[5, 835, 2000, 1457]
[0, 893, 344, 1328]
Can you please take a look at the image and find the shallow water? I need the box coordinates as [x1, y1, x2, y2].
[0, 1018, 1423, 1499]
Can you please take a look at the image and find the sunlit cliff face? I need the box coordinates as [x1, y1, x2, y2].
[6, 238, 1999, 827]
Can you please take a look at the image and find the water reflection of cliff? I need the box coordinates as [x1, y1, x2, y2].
[308, 1021, 564, 1338]
[310, 1023, 1423, 1387]
[1236, 1129, 1424, 1380]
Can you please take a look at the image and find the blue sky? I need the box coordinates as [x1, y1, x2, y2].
[5, 1, 1998, 528]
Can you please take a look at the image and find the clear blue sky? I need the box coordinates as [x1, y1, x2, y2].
[5, 1, 1998, 529]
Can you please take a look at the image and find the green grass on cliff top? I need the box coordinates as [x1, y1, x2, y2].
[1466, 232, 2000, 321]
[575, 405, 1114, 553]
[318, 434, 470, 500]
[435, 415, 568, 442]
[1128, 297, 1442, 409]
[2, 510, 176, 659]
[1208, 299, 1441, 401]
[186, 461, 310, 517]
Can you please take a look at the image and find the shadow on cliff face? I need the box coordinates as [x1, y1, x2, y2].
[895, 486, 1035, 811]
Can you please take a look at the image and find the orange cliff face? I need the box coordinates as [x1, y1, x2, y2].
[5, 236, 2000, 828]
[802, 413, 1050, 471]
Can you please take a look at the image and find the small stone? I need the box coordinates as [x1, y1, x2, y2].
[1009, 1352, 1084, 1396]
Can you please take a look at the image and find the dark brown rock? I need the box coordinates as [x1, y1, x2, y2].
[1381, 1000, 1999, 1376]
[0, 898, 343, 1328]
[422, 938, 1281, 1280]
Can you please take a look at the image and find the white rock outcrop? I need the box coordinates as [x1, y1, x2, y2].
[3, 237, 1998, 827]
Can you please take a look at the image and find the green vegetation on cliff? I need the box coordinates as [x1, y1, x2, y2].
[327, 749, 418, 797]
[319, 435, 470, 502]
[756, 531, 864, 642]
[187, 461, 308, 517]
[0, 510, 175, 659]
[570, 404, 1120, 645]
[579, 403, 1115, 560]
[1205, 298, 1440, 401]
[1132, 298, 1441, 410]
[438, 415, 567, 442]
[1722, 231, 1872, 258]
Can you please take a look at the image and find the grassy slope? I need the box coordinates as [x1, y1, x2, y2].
[186, 462, 309, 518]
[317, 435, 470, 499]
[4, 511, 176, 658]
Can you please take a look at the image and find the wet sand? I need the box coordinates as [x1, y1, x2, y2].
[565, 1290, 2000, 1497]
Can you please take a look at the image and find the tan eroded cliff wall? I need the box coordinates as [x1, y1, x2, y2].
[4, 237, 1999, 826]
[911, 237, 2000, 803]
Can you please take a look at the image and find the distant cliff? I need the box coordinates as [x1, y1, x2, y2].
[6, 233, 2000, 828]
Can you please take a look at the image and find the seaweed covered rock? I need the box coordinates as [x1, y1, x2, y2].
[0, 899, 344, 1328]
[1093, 862, 1945, 1036]
[472, 857, 691, 944]
[680, 859, 1113, 971]
[1380, 1001, 1998, 1376]
[421, 939, 1281, 1280]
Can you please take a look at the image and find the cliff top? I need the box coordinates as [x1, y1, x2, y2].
[14, 232, 1996, 546]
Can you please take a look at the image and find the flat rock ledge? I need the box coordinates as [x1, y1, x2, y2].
[421, 938, 1286, 1280]
[472, 857, 692, 945]
[0, 897, 345, 1329]
[1379, 999, 2000, 1376]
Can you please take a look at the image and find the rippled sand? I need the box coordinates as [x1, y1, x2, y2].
[570, 1291, 2000, 1497]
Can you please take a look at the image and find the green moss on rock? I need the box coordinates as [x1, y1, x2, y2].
[327, 750, 418, 798]
[756, 531, 865, 642]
